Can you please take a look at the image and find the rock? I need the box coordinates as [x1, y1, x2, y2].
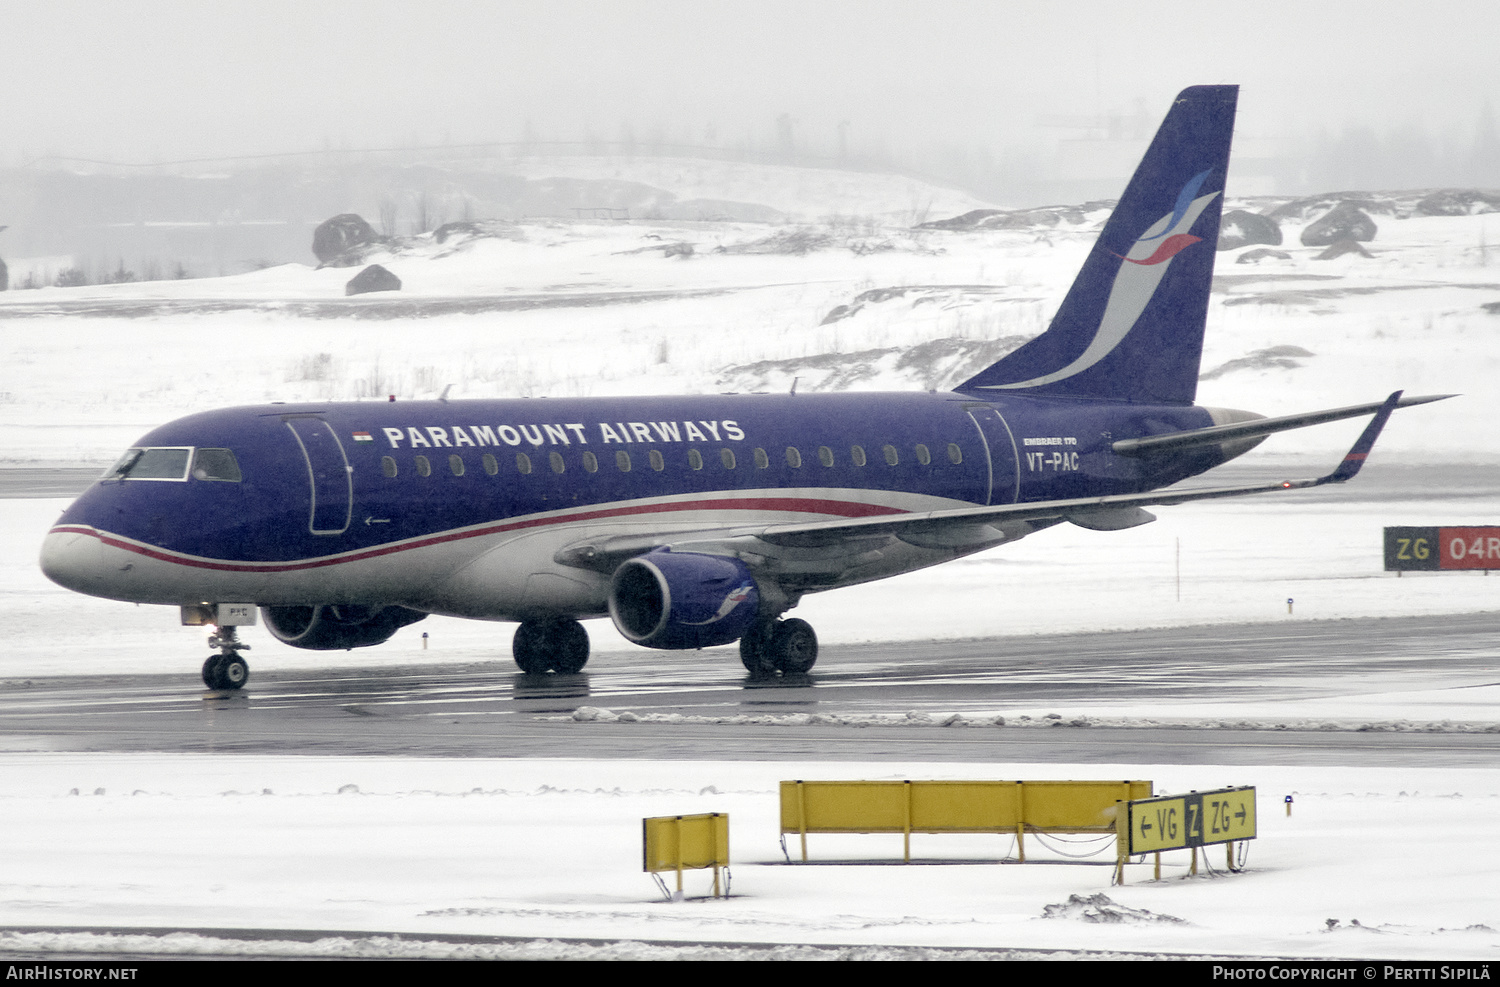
[1315, 239, 1373, 260]
[820, 304, 852, 325]
[433, 221, 483, 244]
[345, 264, 401, 296]
[0, 257, 7, 291]
[1414, 190, 1500, 217]
[918, 209, 1004, 231]
[1301, 202, 1377, 246]
[917, 203, 1096, 232]
[1480, 301, 1500, 315]
[1217, 210, 1282, 250]
[1269, 194, 1390, 223]
[313, 214, 383, 267]
[1235, 248, 1292, 264]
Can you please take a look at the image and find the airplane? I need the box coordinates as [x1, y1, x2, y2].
[40, 84, 1449, 690]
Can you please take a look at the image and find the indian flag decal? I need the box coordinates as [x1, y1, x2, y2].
[352, 431, 374, 442]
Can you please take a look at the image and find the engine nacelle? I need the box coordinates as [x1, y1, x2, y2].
[608, 550, 760, 650]
[261, 604, 427, 651]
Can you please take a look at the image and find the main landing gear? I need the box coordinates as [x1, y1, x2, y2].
[739, 618, 818, 677]
[203, 625, 250, 691]
[513, 617, 590, 675]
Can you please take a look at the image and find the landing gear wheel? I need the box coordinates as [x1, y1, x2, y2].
[738, 622, 777, 677]
[202, 654, 249, 690]
[769, 618, 818, 674]
[202, 623, 251, 691]
[740, 618, 818, 676]
[219, 655, 250, 689]
[513, 618, 591, 674]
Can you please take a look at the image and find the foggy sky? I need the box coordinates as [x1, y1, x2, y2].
[3, 0, 1498, 191]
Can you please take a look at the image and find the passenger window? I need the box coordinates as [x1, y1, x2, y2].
[720, 448, 736, 469]
[851, 445, 867, 467]
[818, 446, 835, 467]
[688, 449, 703, 470]
[381, 456, 398, 478]
[616, 450, 632, 472]
[649, 450, 664, 471]
[450, 454, 466, 476]
[483, 453, 498, 475]
[785, 447, 802, 468]
[582, 451, 599, 473]
[192, 448, 242, 482]
[947, 443, 963, 465]
[754, 447, 770, 469]
[882, 444, 899, 466]
[516, 453, 532, 474]
[550, 451, 566, 474]
[415, 455, 432, 477]
[915, 444, 931, 466]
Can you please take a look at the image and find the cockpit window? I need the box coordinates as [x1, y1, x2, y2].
[103, 449, 142, 479]
[104, 447, 192, 481]
[192, 448, 242, 482]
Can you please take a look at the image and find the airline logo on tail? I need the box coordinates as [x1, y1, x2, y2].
[983, 170, 1219, 390]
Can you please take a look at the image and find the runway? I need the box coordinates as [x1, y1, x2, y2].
[5, 462, 1497, 769]
[2, 611, 1495, 767]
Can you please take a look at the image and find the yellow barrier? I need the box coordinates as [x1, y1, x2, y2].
[780, 780, 1151, 862]
[642, 812, 729, 898]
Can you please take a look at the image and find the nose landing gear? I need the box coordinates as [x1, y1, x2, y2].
[203, 626, 251, 690]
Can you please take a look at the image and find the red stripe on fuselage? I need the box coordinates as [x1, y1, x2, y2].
[50, 495, 908, 574]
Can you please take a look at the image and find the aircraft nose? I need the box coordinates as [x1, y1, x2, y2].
[39, 528, 109, 595]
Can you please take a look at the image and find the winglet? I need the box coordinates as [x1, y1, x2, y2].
[1316, 390, 1401, 485]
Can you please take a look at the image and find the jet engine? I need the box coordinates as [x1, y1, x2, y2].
[608, 550, 760, 649]
[261, 604, 428, 651]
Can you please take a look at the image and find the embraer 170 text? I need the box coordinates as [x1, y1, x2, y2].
[41, 86, 1449, 689]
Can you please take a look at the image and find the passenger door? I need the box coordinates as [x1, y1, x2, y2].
[963, 405, 1021, 506]
[284, 418, 353, 535]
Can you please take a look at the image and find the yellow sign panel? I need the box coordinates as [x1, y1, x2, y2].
[1127, 787, 1255, 854]
[1130, 796, 1187, 853]
[642, 813, 729, 873]
[1199, 787, 1256, 844]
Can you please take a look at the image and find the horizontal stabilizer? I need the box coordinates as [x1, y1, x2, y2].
[1111, 393, 1453, 457]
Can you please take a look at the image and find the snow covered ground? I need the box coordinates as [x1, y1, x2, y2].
[1, 162, 1497, 959]
[0, 755, 1495, 961]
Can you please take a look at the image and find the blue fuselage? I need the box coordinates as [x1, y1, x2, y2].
[43, 391, 1226, 618]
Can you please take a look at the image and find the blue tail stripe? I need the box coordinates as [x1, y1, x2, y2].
[1143, 168, 1213, 242]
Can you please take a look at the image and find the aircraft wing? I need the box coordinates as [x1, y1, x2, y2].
[557, 392, 1406, 574]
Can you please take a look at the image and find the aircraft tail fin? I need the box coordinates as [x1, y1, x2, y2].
[956, 85, 1238, 404]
